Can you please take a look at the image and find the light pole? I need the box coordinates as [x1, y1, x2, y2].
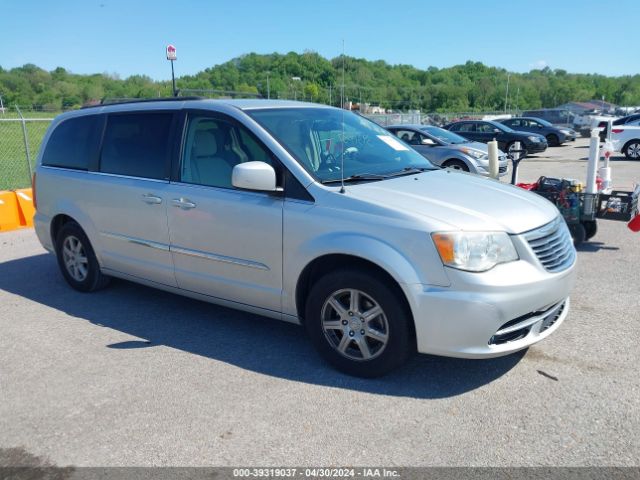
[166, 44, 177, 97]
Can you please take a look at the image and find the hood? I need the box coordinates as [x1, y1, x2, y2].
[346, 170, 558, 234]
[454, 141, 506, 157]
[513, 130, 545, 140]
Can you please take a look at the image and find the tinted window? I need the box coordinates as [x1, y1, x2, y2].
[477, 123, 497, 133]
[181, 115, 276, 189]
[455, 123, 475, 132]
[100, 113, 173, 179]
[42, 115, 100, 170]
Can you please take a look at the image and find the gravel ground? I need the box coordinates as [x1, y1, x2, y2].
[1, 138, 639, 468]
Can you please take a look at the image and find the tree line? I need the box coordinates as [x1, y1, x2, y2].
[1, 51, 639, 112]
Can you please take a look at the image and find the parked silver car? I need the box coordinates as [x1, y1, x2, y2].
[386, 124, 509, 176]
[34, 99, 576, 377]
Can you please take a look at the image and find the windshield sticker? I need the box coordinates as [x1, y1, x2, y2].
[377, 135, 410, 151]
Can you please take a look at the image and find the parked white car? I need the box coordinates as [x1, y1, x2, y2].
[609, 123, 640, 159]
[33, 99, 577, 377]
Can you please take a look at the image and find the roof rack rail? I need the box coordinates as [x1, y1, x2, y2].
[81, 96, 204, 109]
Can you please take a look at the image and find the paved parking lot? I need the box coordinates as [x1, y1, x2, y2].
[1, 138, 639, 467]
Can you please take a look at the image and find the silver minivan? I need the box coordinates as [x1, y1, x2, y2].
[34, 99, 577, 377]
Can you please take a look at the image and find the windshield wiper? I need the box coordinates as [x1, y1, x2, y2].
[322, 167, 431, 185]
[384, 167, 432, 177]
[321, 173, 388, 185]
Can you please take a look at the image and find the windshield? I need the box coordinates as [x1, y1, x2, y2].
[530, 117, 553, 127]
[421, 126, 468, 144]
[247, 107, 436, 183]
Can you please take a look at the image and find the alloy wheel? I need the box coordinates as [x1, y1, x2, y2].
[321, 288, 389, 361]
[62, 235, 89, 282]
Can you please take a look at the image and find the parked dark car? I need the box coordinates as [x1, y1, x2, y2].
[443, 120, 548, 156]
[498, 117, 576, 146]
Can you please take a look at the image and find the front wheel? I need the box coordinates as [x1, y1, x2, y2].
[305, 269, 414, 377]
[624, 141, 640, 160]
[443, 159, 470, 172]
[546, 134, 559, 147]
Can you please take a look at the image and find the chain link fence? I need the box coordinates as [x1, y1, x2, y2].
[0, 108, 53, 190]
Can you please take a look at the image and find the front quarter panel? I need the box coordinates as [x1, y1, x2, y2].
[281, 197, 451, 318]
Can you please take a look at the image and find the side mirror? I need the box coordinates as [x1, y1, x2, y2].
[232, 161, 278, 192]
[421, 138, 436, 146]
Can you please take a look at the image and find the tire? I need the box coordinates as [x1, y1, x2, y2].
[624, 140, 640, 160]
[55, 221, 110, 292]
[584, 220, 597, 240]
[568, 223, 586, 246]
[443, 159, 469, 172]
[304, 269, 414, 378]
[506, 141, 526, 158]
[546, 134, 559, 147]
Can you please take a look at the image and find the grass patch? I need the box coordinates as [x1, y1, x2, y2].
[0, 120, 52, 190]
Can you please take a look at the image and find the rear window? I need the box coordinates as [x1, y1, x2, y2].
[100, 113, 173, 179]
[42, 115, 100, 170]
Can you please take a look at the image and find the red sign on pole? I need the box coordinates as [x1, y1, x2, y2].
[166, 44, 177, 61]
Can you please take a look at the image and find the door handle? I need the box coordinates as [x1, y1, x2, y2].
[142, 193, 163, 204]
[172, 198, 196, 210]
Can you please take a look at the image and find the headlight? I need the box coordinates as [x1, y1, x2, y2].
[528, 136, 541, 142]
[431, 231, 519, 272]
[460, 147, 486, 159]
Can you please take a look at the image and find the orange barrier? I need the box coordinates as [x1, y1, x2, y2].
[0, 190, 22, 231]
[15, 188, 35, 227]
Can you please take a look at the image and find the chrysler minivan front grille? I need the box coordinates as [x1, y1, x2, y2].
[524, 218, 576, 273]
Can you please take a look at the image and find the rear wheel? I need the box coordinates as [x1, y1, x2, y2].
[624, 141, 640, 160]
[55, 221, 110, 292]
[443, 159, 469, 172]
[305, 269, 414, 377]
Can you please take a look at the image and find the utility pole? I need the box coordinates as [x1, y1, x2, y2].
[504, 73, 511, 113]
[266, 72, 270, 99]
[328, 85, 332, 106]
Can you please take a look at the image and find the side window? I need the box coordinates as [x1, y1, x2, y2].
[456, 123, 475, 132]
[476, 123, 493, 133]
[394, 130, 418, 144]
[181, 115, 275, 189]
[507, 119, 519, 128]
[42, 115, 100, 170]
[100, 113, 173, 179]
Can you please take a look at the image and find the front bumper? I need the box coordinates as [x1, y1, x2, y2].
[525, 142, 548, 153]
[403, 237, 576, 358]
[475, 159, 509, 177]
